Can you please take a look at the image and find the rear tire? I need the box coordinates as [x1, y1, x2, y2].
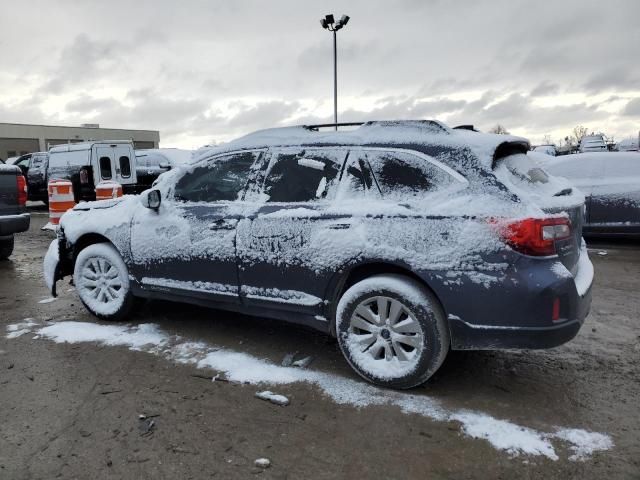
[0, 236, 15, 260]
[336, 274, 450, 389]
[73, 243, 134, 321]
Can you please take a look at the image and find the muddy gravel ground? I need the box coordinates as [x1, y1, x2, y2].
[1, 207, 639, 479]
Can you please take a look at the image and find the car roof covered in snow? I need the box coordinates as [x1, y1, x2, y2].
[193, 120, 530, 170]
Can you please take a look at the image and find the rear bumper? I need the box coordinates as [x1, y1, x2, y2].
[448, 283, 592, 349]
[0, 213, 30, 236]
[443, 246, 594, 350]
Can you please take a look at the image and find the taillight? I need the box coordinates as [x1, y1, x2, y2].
[495, 217, 572, 256]
[16, 175, 27, 206]
[80, 168, 89, 185]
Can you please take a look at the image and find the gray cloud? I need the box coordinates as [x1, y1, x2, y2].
[622, 98, 640, 117]
[1, 0, 640, 146]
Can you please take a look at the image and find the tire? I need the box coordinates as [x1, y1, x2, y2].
[73, 243, 134, 321]
[336, 274, 450, 389]
[0, 236, 14, 260]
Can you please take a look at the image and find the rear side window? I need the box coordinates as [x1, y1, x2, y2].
[262, 149, 343, 202]
[119, 156, 131, 178]
[99, 157, 112, 179]
[175, 151, 259, 203]
[363, 150, 457, 200]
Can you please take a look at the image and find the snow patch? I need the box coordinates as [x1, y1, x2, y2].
[4, 319, 613, 462]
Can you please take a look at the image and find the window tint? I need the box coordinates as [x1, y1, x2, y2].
[119, 156, 131, 178]
[364, 150, 457, 199]
[99, 157, 112, 179]
[16, 157, 30, 168]
[175, 151, 258, 203]
[262, 150, 342, 202]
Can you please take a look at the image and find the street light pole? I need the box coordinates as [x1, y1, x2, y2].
[333, 29, 337, 129]
[320, 14, 350, 131]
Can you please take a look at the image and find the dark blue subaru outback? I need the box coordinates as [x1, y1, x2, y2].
[45, 121, 593, 389]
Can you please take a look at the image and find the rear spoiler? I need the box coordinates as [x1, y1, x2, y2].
[492, 140, 530, 169]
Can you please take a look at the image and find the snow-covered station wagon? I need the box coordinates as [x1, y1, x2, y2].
[44, 120, 594, 388]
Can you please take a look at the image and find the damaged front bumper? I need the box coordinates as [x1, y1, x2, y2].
[43, 229, 73, 297]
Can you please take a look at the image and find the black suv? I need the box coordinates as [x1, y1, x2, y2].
[45, 121, 593, 389]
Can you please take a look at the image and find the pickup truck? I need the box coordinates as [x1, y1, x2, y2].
[0, 162, 30, 260]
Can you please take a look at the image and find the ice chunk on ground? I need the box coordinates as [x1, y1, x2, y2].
[38, 297, 56, 304]
[255, 391, 290, 406]
[254, 458, 271, 468]
[5, 319, 38, 339]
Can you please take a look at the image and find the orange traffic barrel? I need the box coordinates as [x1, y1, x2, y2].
[95, 181, 123, 201]
[48, 179, 76, 226]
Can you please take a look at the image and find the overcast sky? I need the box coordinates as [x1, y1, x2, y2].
[1, 0, 639, 148]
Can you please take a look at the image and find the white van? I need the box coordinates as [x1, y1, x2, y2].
[47, 141, 137, 201]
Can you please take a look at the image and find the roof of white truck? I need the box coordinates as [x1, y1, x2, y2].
[49, 140, 133, 154]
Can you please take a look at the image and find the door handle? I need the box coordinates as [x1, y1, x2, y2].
[209, 219, 238, 230]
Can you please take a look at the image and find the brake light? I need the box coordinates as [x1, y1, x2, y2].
[495, 217, 571, 256]
[80, 168, 89, 185]
[16, 175, 27, 206]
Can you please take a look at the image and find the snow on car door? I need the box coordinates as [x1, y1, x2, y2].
[237, 148, 362, 317]
[130, 150, 262, 302]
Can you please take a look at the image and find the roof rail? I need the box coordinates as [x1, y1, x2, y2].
[303, 122, 365, 131]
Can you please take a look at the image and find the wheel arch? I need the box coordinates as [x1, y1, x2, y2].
[325, 261, 446, 337]
[71, 233, 112, 264]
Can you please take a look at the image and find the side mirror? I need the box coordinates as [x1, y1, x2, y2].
[159, 162, 171, 170]
[140, 189, 162, 210]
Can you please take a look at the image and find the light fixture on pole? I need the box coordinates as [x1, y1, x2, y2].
[320, 14, 350, 130]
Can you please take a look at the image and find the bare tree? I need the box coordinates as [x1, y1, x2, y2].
[489, 124, 510, 135]
[542, 134, 553, 145]
[572, 125, 588, 144]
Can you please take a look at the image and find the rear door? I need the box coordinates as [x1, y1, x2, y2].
[94, 146, 116, 184]
[113, 145, 136, 185]
[27, 154, 48, 200]
[237, 147, 360, 315]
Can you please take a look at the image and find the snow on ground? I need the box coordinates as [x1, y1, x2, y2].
[5, 319, 613, 462]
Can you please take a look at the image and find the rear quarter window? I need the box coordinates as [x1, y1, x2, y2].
[362, 150, 460, 200]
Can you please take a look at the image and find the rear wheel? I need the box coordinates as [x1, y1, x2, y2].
[336, 274, 449, 389]
[73, 243, 134, 321]
[0, 236, 15, 260]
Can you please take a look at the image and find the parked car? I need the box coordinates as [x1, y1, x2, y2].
[9, 152, 50, 203]
[47, 141, 138, 202]
[134, 148, 193, 192]
[44, 120, 593, 389]
[0, 163, 30, 259]
[616, 137, 639, 152]
[579, 135, 607, 153]
[532, 145, 557, 156]
[536, 152, 640, 237]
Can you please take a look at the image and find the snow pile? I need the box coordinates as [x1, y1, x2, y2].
[255, 390, 290, 406]
[5, 319, 38, 339]
[6, 319, 613, 462]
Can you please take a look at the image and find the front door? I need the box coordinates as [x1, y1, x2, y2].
[130, 150, 263, 303]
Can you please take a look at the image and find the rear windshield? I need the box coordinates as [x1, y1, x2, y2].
[501, 154, 549, 184]
[493, 153, 583, 207]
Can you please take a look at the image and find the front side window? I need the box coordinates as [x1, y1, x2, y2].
[99, 156, 112, 179]
[262, 149, 343, 202]
[363, 150, 457, 200]
[174, 151, 259, 203]
[119, 156, 131, 178]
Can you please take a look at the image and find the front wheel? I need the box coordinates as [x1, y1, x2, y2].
[73, 243, 134, 321]
[336, 274, 450, 389]
[0, 236, 15, 260]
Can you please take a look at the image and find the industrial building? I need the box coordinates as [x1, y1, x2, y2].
[0, 122, 160, 160]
